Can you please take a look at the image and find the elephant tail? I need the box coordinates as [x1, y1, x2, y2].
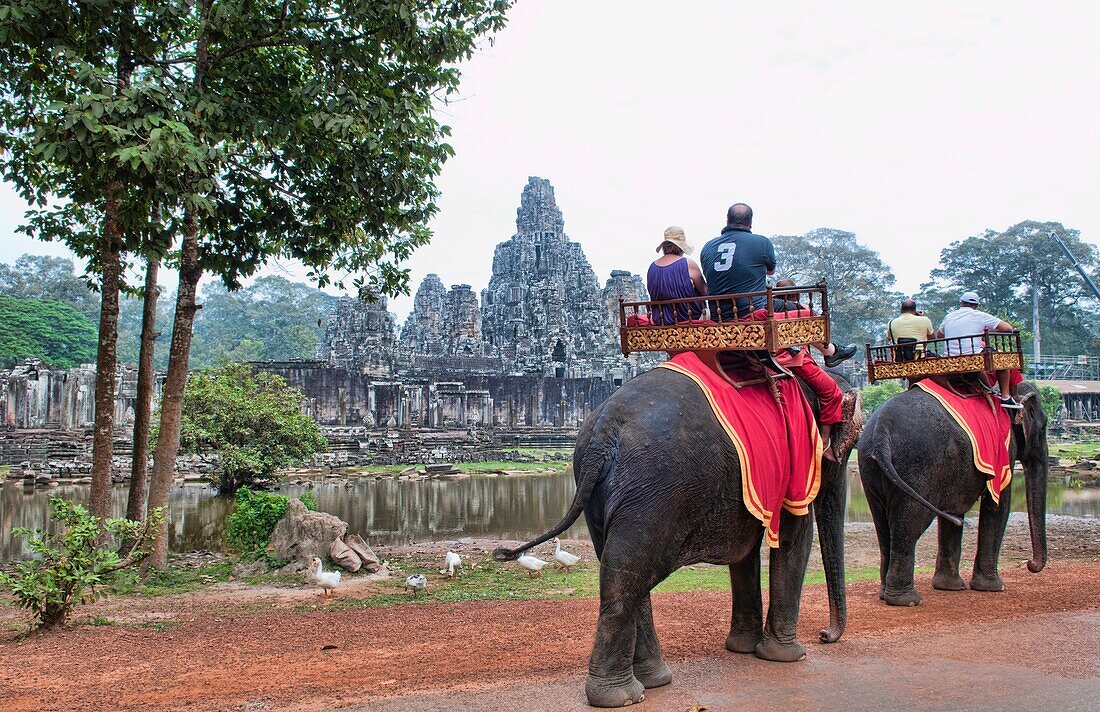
[871, 440, 963, 528]
[493, 421, 617, 562]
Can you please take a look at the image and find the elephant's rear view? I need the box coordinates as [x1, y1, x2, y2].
[858, 380, 1048, 607]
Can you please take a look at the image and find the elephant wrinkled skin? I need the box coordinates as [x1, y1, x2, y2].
[495, 366, 861, 708]
[858, 381, 1049, 607]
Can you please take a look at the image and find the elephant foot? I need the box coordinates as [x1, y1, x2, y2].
[969, 573, 1005, 592]
[632, 659, 672, 689]
[878, 583, 886, 601]
[725, 630, 762, 654]
[754, 636, 807, 663]
[586, 672, 645, 708]
[882, 587, 923, 607]
[931, 572, 968, 591]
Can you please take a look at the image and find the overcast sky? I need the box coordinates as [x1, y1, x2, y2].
[2, 1, 1098, 322]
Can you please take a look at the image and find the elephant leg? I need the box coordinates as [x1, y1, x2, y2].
[586, 534, 674, 707]
[883, 500, 933, 607]
[726, 533, 764, 653]
[756, 511, 812, 662]
[971, 480, 1011, 592]
[932, 515, 968, 591]
[865, 479, 892, 600]
[632, 594, 672, 689]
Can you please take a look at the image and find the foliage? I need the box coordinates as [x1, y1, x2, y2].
[0, 497, 163, 630]
[1037, 385, 1064, 422]
[0, 255, 100, 318]
[189, 276, 337, 366]
[772, 228, 903, 348]
[176, 364, 326, 493]
[0, 296, 97, 368]
[225, 488, 290, 560]
[299, 491, 319, 512]
[860, 380, 905, 416]
[919, 222, 1100, 354]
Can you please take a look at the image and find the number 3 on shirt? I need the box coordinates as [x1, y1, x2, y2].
[713, 243, 736, 272]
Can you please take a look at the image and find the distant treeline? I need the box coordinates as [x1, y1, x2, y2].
[0, 254, 336, 370]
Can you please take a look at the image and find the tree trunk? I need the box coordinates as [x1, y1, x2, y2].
[90, 189, 124, 522]
[146, 211, 202, 569]
[120, 255, 160, 555]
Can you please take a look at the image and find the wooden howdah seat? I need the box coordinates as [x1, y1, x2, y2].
[618, 283, 831, 356]
[865, 331, 1024, 384]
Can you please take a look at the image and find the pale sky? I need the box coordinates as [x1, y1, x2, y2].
[2, 1, 1098, 323]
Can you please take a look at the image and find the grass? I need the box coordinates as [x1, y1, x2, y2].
[124, 561, 237, 597]
[1050, 441, 1100, 460]
[314, 558, 885, 613]
[0, 464, 9, 476]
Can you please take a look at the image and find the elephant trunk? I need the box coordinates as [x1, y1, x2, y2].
[1022, 432, 1049, 574]
[814, 452, 848, 643]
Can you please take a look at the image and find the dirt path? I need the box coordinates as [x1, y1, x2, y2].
[1, 561, 1097, 712]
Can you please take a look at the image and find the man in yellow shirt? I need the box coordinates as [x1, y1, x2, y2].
[886, 299, 934, 361]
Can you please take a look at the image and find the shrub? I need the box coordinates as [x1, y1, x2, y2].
[299, 491, 318, 512]
[860, 380, 904, 417]
[1036, 384, 1063, 422]
[225, 488, 289, 560]
[0, 497, 163, 630]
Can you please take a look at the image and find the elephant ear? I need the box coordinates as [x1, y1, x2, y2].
[1017, 391, 1040, 453]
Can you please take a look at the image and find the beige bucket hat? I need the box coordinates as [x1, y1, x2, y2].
[658, 225, 694, 255]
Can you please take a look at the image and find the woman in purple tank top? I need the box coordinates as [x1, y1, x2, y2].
[646, 226, 708, 325]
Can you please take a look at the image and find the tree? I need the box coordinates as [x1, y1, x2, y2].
[175, 364, 326, 493]
[0, 0, 177, 523]
[143, 0, 514, 568]
[189, 276, 336, 367]
[860, 380, 904, 417]
[920, 222, 1100, 355]
[772, 228, 904, 348]
[0, 297, 98, 369]
[0, 254, 100, 319]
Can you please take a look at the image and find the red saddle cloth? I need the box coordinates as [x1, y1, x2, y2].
[913, 379, 1013, 503]
[658, 352, 823, 547]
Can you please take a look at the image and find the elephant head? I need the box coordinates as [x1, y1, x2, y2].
[1015, 382, 1049, 574]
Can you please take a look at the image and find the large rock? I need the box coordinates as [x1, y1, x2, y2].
[268, 499, 348, 566]
[345, 534, 382, 573]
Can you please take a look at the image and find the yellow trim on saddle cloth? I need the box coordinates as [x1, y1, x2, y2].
[913, 381, 1013, 503]
[657, 361, 823, 547]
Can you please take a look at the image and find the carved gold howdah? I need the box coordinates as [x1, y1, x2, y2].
[865, 331, 1025, 383]
[618, 283, 831, 355]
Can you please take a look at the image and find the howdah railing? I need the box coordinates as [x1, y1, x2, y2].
[618, 283, 830, 355]
[865, 331, 1024, 383]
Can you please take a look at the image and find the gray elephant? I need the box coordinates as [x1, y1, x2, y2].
[495, 366, 861, 708]
[858, 381, 1048, 607]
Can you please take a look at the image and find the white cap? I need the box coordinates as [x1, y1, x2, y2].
[959, 291, 980, 305]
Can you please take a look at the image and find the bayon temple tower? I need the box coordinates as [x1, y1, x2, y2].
[319, 176, 653, 383]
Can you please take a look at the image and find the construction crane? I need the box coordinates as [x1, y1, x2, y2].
[1051, 230, 1100, 300]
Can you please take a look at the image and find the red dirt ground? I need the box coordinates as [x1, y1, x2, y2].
[1, 561, 1097, 712]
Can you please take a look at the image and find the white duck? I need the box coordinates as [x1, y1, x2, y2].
[551, 537, 581, 573]
[517, 553, 549, 579]
[405, 573, 428, 596]
[308, 556, 341, 599]
[440, 551, 462, 578]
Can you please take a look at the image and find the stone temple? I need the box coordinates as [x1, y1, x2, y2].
[260, 177, 658, 428]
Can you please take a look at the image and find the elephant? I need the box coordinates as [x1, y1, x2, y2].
[857, 380, 1049, 607]
[495, 365, 862, 708]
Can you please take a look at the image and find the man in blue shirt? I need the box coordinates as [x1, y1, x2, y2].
[700, 203, 775, 320]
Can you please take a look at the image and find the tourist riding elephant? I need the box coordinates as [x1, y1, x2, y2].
[858, 381, 1048, 607]
[495, 365, 861, 708]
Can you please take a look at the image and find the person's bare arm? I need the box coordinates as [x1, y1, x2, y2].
[993, 320, 1014, 332]
[688, 260, 708, 296]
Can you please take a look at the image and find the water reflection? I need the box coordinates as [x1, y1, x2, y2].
[2, 469, 1097, 560]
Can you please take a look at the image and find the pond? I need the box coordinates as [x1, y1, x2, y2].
[2, 469, 1098, 560]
